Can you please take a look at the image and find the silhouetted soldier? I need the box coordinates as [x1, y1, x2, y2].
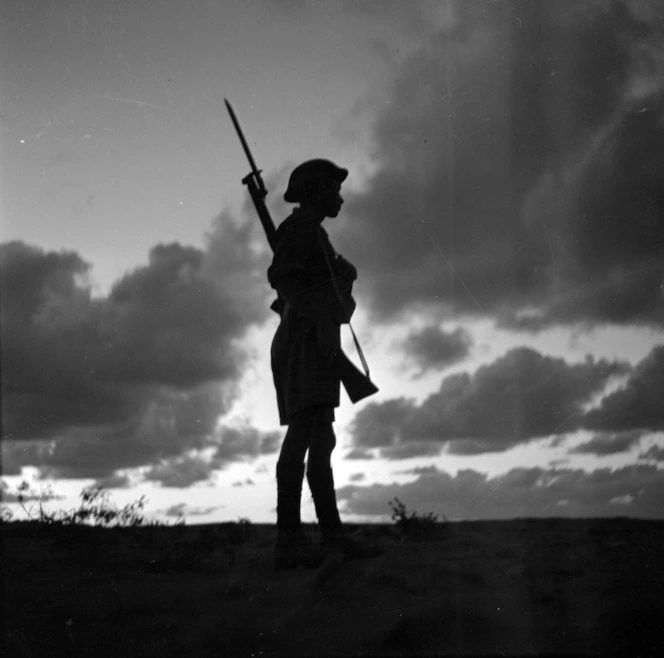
[268, 159, 375, 569]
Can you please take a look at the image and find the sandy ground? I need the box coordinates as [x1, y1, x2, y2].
[3, 519, 663, 657]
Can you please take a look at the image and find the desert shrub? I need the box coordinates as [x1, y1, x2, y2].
[61, 486, 154, 528]
[8, 480, 161, 529]
[2, 481, 267, 571]
[11, 480, 59, 524]
[388, 497, 445, 540]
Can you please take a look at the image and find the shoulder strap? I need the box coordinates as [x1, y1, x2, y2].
[315, 229, 371, 379]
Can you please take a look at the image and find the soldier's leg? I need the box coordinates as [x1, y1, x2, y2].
[307, 413, 384, 561]
[306, 416, 343, 545]
[276, 422, 310, 538]
[277, 411, 336, 570]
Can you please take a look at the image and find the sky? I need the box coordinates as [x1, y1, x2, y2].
[2, 0, 664, 524]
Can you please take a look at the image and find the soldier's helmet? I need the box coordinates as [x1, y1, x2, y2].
[284, 159, 348, 203]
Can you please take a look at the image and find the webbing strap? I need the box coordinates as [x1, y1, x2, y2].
[317, 230, 371, 379]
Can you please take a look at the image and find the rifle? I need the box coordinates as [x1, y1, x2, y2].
[225, 99, 378, 404]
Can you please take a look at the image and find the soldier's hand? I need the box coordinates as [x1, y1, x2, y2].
[335, 255, 357, 281]
[338, 295, 356, 324]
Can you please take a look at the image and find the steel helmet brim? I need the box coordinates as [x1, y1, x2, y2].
[284, 159, 348, 203]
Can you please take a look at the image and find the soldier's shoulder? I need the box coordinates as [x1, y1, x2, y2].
[275, 211, 317, 246]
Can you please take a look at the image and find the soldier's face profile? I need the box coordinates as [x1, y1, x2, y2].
[317, 179, 344, 218]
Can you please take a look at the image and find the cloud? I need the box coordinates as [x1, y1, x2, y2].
[640, 444, 664, 462]
[350, 347, 627, 453]
[232, 478, 255, 488]
[144, 453, 216, 489]
[400, 326, 472, 373]
[583, 345, 664, 433]
[93, 473, 132, 489]
[349, 398, 417, 449]
[2, 383, 230, 481]
[337, 463, 664, 520]
[344, 448, 375, 460]
[397, 465, 440, 477]
[335, 1, 664, 328]
[520, 93, 664, 329]
[99, 242, 248, 387]
[214, 424, 281, 463]
[1, 241, 247, 441]
[571, 431, 643, 455]
[163, 502, 222, 519]
[379, 443, 443, 461]
[1, 217, 271, 480]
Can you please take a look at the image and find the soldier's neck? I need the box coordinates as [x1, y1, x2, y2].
[296, 204, 325, 224]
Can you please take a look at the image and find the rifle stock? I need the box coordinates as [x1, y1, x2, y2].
[332, 351, 380, 403]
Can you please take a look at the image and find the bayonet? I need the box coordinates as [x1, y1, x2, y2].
[225, 99, 276, 249]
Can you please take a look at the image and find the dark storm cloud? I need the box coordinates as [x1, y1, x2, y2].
[401, 326, 472, 373]
[445, 439, 509, 457]
[144, 454, 215, 489]
[1, 241, 248, 440]
[336, 0, 664, 328]
[640, 444, 664, 462]
[520, 93, 664, 329]
[93, 473, 132, 490]
[349, 398, 416, 449]
[3, 384, 227, 482]
[350, 347, 626, 454]
[0, 241, 122, 439]
[99, 243, 245, 387]
[583, 345, 664, 433]
[214, 425, 281, 463]
[0, 444, 23, 476]
[571, 431, 643, 456]
[1, 219, 270, 479]
[336, 463, 664, 520]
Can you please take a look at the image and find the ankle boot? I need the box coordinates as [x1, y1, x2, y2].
[275, 461, 305, 570]
[307, 466, 343, 547]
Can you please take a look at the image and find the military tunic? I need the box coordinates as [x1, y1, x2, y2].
[267, 207, 357, 425]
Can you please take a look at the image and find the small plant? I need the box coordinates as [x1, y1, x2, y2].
[12, 480, 59, 524]
[3, 480, 168, 528]
[60, 486, 152, 528]
[388, 497, 444, 539]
